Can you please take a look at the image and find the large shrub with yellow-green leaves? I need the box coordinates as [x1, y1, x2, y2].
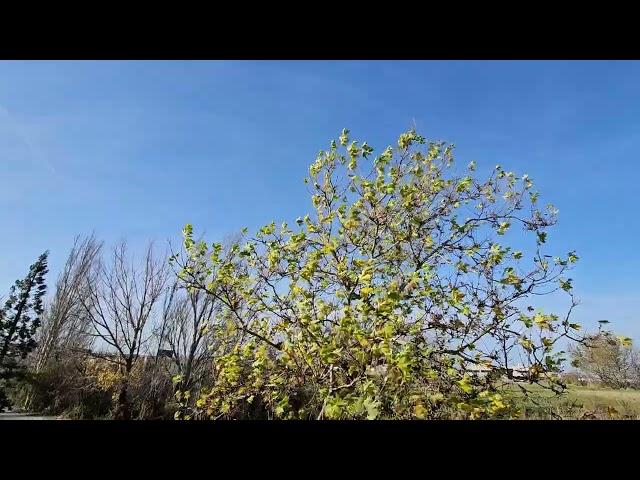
[172, 129, 581, 419]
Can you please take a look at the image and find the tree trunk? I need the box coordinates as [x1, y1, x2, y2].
[116, 360, 133, 420]
[116, 382, 131, 420]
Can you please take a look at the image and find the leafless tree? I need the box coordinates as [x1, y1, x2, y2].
[570, 330, 640, 389]
[33, 234, 103, 374]
[81, 241, 168, 419]
[160, 286, 219, 394]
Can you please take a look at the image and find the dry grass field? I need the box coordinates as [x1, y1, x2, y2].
[502, 383, 640, 419]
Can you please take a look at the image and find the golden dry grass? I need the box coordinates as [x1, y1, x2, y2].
[502, 383, 640, 419]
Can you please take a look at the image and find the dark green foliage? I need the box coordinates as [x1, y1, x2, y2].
[0, 252, 49, 411]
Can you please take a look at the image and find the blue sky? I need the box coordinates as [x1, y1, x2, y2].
[0, 60, 638, 339]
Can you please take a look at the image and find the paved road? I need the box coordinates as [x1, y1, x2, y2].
[0, 411, 61, 420]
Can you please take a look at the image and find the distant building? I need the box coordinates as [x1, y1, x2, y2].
[466, 363, 529, 381]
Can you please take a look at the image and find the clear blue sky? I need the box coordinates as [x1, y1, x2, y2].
[1, 60, 638, 339]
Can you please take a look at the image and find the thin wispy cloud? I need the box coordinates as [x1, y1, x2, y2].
[0, 103, 57, 175]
